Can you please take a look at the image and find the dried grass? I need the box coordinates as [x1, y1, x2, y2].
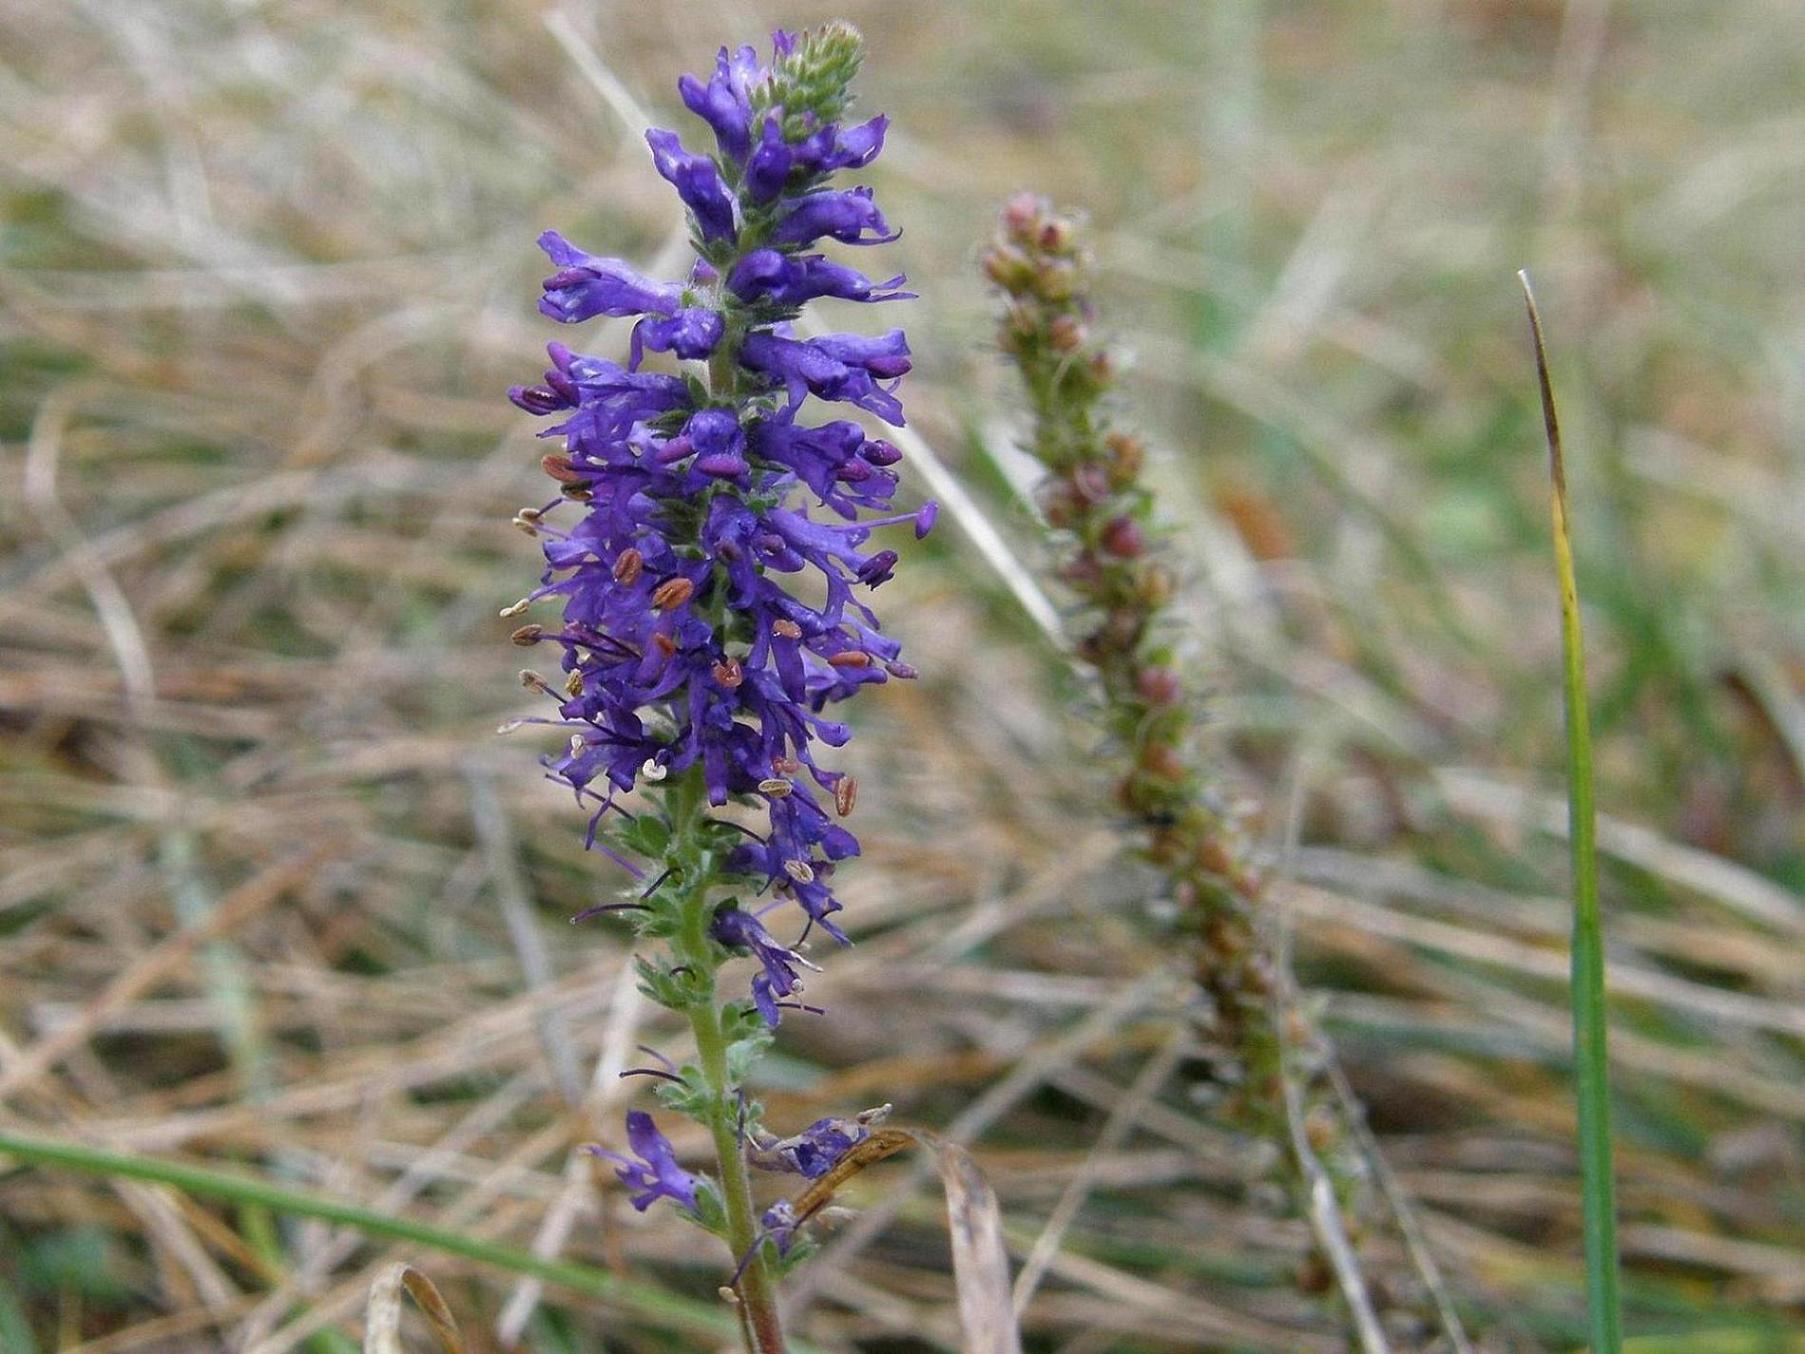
[2, 1, 1802, 1350]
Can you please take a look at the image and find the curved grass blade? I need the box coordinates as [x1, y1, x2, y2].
[1520, 269, 1623, 1353]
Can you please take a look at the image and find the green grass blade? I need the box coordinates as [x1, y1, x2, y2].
[0, 1129, 752, 1347]
[1520, 270, 1623, 1353]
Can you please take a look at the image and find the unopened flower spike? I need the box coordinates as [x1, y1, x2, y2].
[984, 194, 1443, 1339]
[506, 23, 928, 1351]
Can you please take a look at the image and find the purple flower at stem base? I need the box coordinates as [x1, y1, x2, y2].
[586, 1110, 701, 1212]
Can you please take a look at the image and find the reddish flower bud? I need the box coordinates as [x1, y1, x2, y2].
[1100, 516, 1145, 558]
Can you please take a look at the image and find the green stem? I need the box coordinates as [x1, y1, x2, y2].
[689, 1000, 785, 1353]
[0, 1129, 744, 1344]
[664, 767, 786, 1354]
[1522, 271, 1622, 1354]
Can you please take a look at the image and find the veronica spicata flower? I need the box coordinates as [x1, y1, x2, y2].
[507, 24, 930, 1018]
[507, 34, 926, 1329]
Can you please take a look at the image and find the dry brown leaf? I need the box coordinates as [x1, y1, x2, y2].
[363, 1263, 464, 1354]
[788, 1125, 1022, 1354]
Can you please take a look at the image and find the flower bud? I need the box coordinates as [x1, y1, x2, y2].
[1136, 666, 1182, 706]
[1100, 515, 1145, 558]
[1048, 314, 1086, 353]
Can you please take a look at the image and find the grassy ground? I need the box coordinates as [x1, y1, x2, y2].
[2, 1, 1802, 1349]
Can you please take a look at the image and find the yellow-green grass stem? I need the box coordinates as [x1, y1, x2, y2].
[1521, 270, 1623, 1354]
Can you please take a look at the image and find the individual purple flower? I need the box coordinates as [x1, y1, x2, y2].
[586, 1110, 700, 1212]
[646, 129, 737, 243]
[771, 187, 898, 247]
[631, 307, 725, 366]
[728, 250, 912, 308]
[739, 330, 911, 425]
[677, 43, 762, 163]
[751, 1106, 888, 1178]
[536, 230, 681, 323]
[760, 1199, 801, 1256]
[710, 904, 821, 1025]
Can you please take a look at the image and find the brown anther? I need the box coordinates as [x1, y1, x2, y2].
[560, 485, 593, 501]
[712, 657, 744, 689]
[772, 756, 801, 775]
[510, 624, 544, 646]
[783, 859, 816, 884]
[517, 506, 543, 524]
[540, 453, 587, 485]
[513, 517, 541, 536]
[827, 650, 871, 668]
[772, 618, 803, 640]
[652, 632, 677, 657]
[518, 669, 550, 692]
[612, 548, 644, 585]
[834, 776, 858, 817]
[758, 777, 793, 798]
[651, 577, 695, 611]
[565, 670, 584, 697]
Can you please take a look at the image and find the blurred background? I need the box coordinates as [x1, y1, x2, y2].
[2, 1, 1803, 1349]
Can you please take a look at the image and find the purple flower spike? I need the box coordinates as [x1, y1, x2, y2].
[512, 20, 928, 1018]
[587, 1110, 700, 1212]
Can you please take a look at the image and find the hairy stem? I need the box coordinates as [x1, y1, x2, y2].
[690, 998, 785, 1353]
[665, 767, 786, 1354]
